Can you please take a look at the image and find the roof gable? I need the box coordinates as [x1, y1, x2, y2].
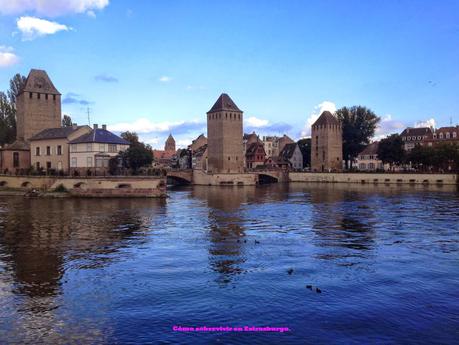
[312, 111, 340, 126]
[20, 69, 60, 95]
[69, 129, 130, 145]
[208, 93, 241, 113]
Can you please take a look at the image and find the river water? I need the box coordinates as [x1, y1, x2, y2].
[0, 183, 458, 344]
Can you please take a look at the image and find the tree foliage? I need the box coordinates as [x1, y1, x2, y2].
[377, 134, 405, 167]
[336, 106, 380, 169]
[408, 143, 459, 172]
[120, 131, 139, 144]
[0, 73, 26, 146]
[119, 131, 153, 173]
[297, 138, 311, 168]
[62, 114, 73, 127]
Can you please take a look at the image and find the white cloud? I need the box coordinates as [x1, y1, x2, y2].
[300, 101, 337, 137]
[244, 116, 269, 128]
[159, 76, 172, 83]
[0, 0, 109, 17]
[0, 46, 19, 67]
[108, 118, 204, 134]
[374, 114, 406, 140]
[17, 16, 70, 40]
[415, 118, 436, 129]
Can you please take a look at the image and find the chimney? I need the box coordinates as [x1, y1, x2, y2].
[102, 124, 107, 130]
[72, 123, 78, 129]
[93, 124, 98, 129]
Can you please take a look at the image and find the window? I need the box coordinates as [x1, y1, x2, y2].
[70, 144, 77, 152]
[453, 132, 457, 138]
[58, 161, 62, 171]
[45, 94, 48, 100]
[46, 146, 51, 155]
[407, 136, 411, 141]
[36, 147, 40, 156]
[13, 152, 19, 168]
[38, 93, 41, 99]
[29, 92, 32, 99]
[446, 132, 450, 139]
[99, 143, 105, 152]
[53, 95, 56, 101]
[71, 157, 77, 167]
[36, 162, 40, 169]
[440, 133, 444, 139]
[57, 145, 62, 155]
[87, 156, 93, 167]
[108, 144, 117, 153]
[228, 156, 230, 160]
[46, 162, 51, 169]
[86, 143, 92, 151]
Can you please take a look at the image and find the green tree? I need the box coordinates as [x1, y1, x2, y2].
[119, 131, 153, 174]
[377, 134, 405, 168]
[0, 73, 26, 146]
[336, 106, 380, 169]
[407, 144, 434, 171]
[121, 131, 139, 144]
[62, 114, 73, 127]
[297, 138, 311, 168]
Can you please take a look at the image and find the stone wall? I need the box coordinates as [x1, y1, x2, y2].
[0, 175, 166, 197]
[289, 172, 457, 185]
[193, 170, 257, 185]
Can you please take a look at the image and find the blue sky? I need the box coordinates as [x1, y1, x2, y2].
[1, 0, 458, 148]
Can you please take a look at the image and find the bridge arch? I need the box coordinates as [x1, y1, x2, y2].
[0, 181, 7, 187]
[167, 171, 192, 186]
[21, 181, 32, 188]
[258, 173, 279, 184]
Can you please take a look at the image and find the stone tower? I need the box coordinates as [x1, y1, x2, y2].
[207, 93, 244, 173]
[16, 69, 61, 142]
[165, 134, 176, 152]
[311, 111, 343, 172]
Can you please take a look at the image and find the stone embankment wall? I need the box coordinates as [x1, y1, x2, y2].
[193, 170, 257, 185]
[289, 172, 457, 185]
[0, 175, 166, 197]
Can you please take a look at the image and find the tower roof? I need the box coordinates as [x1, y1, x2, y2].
[166, 133, 175, 142]
[312, 111, 340, 126]
[20, 69, 61, 95]
[207, 93, 241, 113]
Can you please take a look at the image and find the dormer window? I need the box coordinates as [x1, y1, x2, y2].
[446, 132, 450, 139]
[439, 133, 444, 139]
[453, 132, 457, 138]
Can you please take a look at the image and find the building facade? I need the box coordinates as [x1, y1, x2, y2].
[69, 124, 130, 174]
[29, 125, 91, 173]
[279, 143, 303, 170]
[400, 127, 433, 151]
[206, 93, 244, 173]
[356, 141, 387, 171]
[245, 142, 266, 169]
[423, 126, 459, 147]
[311, 111, 343, 172]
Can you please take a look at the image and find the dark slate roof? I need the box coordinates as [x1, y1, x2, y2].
[208, 93, 241, 113]
[359, 141, 379, 155]
[2, 140, 30, 150]
[29, 126, 86, 141]
[312, 111, 340, 126]
[279, 143, 298, 159]
[246, 142, 264, 155]
[400, 127, 433, 137]
[20, 69, 60, 95]
[69, 129, 130, 145]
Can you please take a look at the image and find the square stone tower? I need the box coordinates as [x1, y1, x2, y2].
[165, 134, 176, 152]
[16, 69, 61, 142]
[207, 93, 244, 173]
[311, 111, 343, 172]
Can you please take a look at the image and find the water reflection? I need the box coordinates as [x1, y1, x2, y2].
[191, 187, 252, 285]
[0, 197, 165, 344]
